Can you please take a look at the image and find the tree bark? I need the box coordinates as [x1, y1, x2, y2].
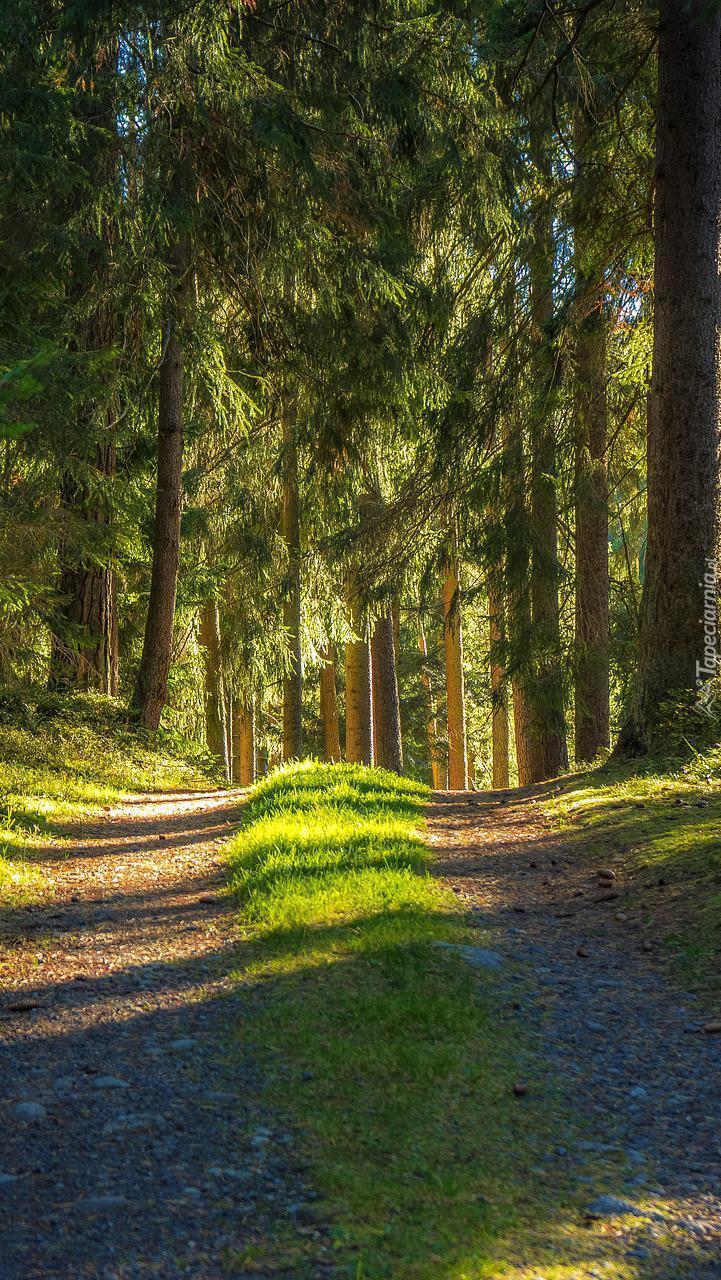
[232, 697, 255, 785]
[418, 624, 446, 788]
[371, 613, 403, 774]
[504, 412, 535, 786]
[320, 643, 342, 763]
[282, 412, 303, 760]
[48, 46, 119, 695]
[49, 438, 118, 695]
[617, 0, 721, 753]
[443, 548, 468, 790]
[345, 583, 373, 765]
[132, 242, 187, 731]
[574, 106, 610, 763]
[198, 599, 229, 778]
[488, 583, 510, 789]
[527, 130, 569, 780]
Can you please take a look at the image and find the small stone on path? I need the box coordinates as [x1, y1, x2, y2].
[434, 942, 504, 970]
[78, 1195, 128, 1213]
[92, 1076, 129, 1090]
[11, 1101, 46, 1121]
[585, 1194, 641, 1218]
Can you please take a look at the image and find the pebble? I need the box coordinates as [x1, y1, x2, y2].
[78, 1195, 128, 1212]
[11, 1101, 46, 1121]
[626, 1148, 646, 1166]
[92, 1077, 129, 1090]
[102, 1113, 165, 1136]
[586, 1194, 641, 1218]
[169, 1038, 197, 1052]
[433, 942, 504, 971]
[0, 1173, 18, 1185]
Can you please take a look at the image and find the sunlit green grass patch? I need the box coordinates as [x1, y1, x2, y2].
[227, 762, 605, 1279]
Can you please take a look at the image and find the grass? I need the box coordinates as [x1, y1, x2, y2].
[0, 689, 216, 906]
[541, 745, 721, 989]
[226, 762, 634, 1280]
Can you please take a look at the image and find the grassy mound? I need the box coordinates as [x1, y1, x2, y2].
[543, 745, 721, 990]
[0, 690, 216, 905]
[226, 763, 600, 1280]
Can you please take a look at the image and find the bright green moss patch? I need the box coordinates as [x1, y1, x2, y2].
[226, 762, 611, 1280]
[0, 690, 215, 907]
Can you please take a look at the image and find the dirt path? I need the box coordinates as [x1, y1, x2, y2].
[430, 788, 721, 1279]
[5, 782, 721, 1280]
[0, 790, 313, 1280]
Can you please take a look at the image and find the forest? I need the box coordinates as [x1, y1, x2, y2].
[2, 2, 721, 1279]
[3, 0, 705, 781]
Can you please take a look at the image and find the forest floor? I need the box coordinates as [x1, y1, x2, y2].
[430, 786, 721, 1279]
[1, 751, 721, 1279]
[0, 788, 320, 1278]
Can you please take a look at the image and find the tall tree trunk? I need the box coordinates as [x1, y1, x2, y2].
[226, 699, 233, 770]
[282, 412, 303, 760]
[617, 0, 721, 753]
[418, 624, 446, 789]
[132, 242, 187, 730]
[527, 131, 568, 780]
[345, 583, 373, 765]
[198, 599, 229, 778]
[574, 106, 610, 763]
[320, 643, 342, 763]
[371, 613, 403, 774]
[505, 415, 535, 786]
[512, 684, 532, 787]
[49, 46, 119, 694]
[486, 393, 510, 790]
[232, 697, 255, 785]
[443, 547, 468, 790]
[488, 584, 510, 789]
[49, 438, 118, 694]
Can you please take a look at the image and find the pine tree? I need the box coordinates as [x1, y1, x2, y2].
[371, 612, 403, 774]
[573, 103, 610, 762]
[617, 0, 721, 753]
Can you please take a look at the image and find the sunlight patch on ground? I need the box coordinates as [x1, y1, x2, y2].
[225, 763, 630, 1280]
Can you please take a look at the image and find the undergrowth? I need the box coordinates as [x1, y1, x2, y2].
[0, 689, 217, 905]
